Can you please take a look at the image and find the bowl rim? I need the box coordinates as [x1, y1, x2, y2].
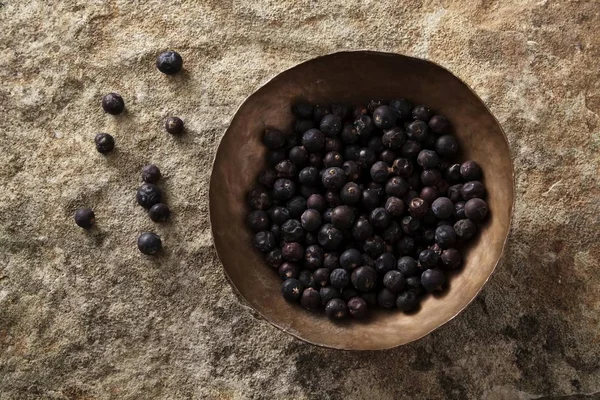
[208, 50, 515, 350]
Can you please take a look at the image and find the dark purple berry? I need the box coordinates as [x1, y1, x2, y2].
[375, 253, 396, 275]
[421, 269, 446, 292]
[320, 114, 342, 136]
[325, 190, 342, 207]
[417, 150, 440, 169]
[447, 184, 463, 203]
[370, 161, 390, 183]
[340, 124, 359, 144]
[384, 196, 405, 217]
[431, 197, 454, 219]
[320, 286, 341, 305]
[454, 219, 477, 240]
[460, 160, 482, 181]
[156, 50, 183, 74]
[325, 137, 343, 153]
[272, 179, 295, 201]
[357, 148, 377, 169]
[461, 181, 486, 200]
[367, 99, 384, 113]
[400, 140, 421, 160]
[323, 252, 341, 270]
[428, 115, 450, 135]
[397, 256, 420, 277]
[385, 176, 409, 198]
[347, 296, 368, 318]
[323, 151, 343, 168]
[259, 169, 277, 187]
[380, 149, 397, 164]
[354, 115, 375, 139]
[318, 224, 343, 250]
[363, 236, 385, 258]
[441, 248, 462, 270]
[406, 276, 425, 296]
[340, 249, 362, 271]
[254, 231, 277, 253]
[282, 242, 304, 262]
[325, 298, 348, 320]
[435, 135, 459, 157]
[95, 133, 115, 153]
[418, 248, 439, 269]
[141, 164, 161, 184]
[271, 224, 281, 239]
[147, 203, 170, 223]
[383, 270, 405, 293]
[396, 291, 419, 312]
[373, 105, 398, 129]
[377, 288, 397, 308]
[412, 105, 434, 122]
[322, 167, 346, 190]
[301, 287, 321, 310]
[266, 249, 283, 269]
[137, 183, 163, 209]
[435, 225, 457, 249]
[282, 279, 304, 302]
[275, 160, 297, 179]
[369, 207, 391, 229]
[464, 198, 489, 222]
[313, 268, 330, 287]
[269, 206, 291, 225]
[304, 245, 323, 269]
[137, 232, 162, 255]
[421, 169, 442, 186]
[445, 163, 462, 183]
[279, 262, 300, 280]
[330, 205, 355, 230]
[408, 197, 428, 218]
[74, 208, 95, 229]
[301, 209, 322, 232]
[322, 208, 333, 223]
[340, 183, 362, 205]
[288, 146, 308, 167]
[306, 194, 326, 212]
[101, 93, 124, 115]
[351, 266, 377, 292]
[330, 268, 351, 289]
[286, 196, 306, 218]
[301, 129, 325, 152]
[281, 219, 305, 242]
[406, 120, 429, 142]
[420, 186, 439, 205]
[352, 216, 374, 241]
[298, 166, 319, 186]
[382, 221, 402, 244]
[165, 117, 184, 134]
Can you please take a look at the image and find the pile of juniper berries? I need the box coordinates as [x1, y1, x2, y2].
[250, 99, 489, 321]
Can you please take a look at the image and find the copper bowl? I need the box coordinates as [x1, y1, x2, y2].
[209, 51, 514, 350]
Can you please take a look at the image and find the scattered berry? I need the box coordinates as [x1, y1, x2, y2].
[156, 51, 183, 75]
[102, 93, 124, 115]
[95, 133, 115, 154]
[74, 208, 95, 229]
[137, 232, 162, 255]
[165, 117, 184, 134]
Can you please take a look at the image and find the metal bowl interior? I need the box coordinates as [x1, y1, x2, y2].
[209, 51, 513, 350]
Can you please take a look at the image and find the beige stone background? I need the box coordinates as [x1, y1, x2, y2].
[1, 0, 599, 399]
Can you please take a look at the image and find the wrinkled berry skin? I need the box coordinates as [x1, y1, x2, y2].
[254, 231, 276, 252]
[396, 291, 419, 312]
[74, 208, 95, 229]
[351, 266, 377, 292]
[282, 279, 304, 302]
[149, 203, 171, 222]
[421, 269, 446, 292]
[461, 181, 486, 200]
[281, 219, 305, 242]
[330, 268, 350, 289]
[137, 232, 162, 255]
[465, 198, 489, 222]
[384, 196, 405, 217]
[419, 248, 439, 269]
[165, 117, 184, 134]
[347, 296, 368, 319]
[435, 225, 457, 249]
[142, 164, 161, 183]
[156, 50, 183, 75]
[102, 93, 125, 115]
[412, 105, 434, 122]
[301, 287, 322, 310]
[272, 179, 295, 201]
[137, 183, 163, 209]
[397, 256, 420, 277]
[95, 133, 115, 153]
[454, 219, 477, 240]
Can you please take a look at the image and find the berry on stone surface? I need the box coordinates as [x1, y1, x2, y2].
[101, 93, 125, 115]
[165, 117, 184, 135]
[142, 164, 161, 184]
[149, 203, 171, 222]
[156, 51, 183, 74]
[138, 232, 162, 255]
[74, 208, 95, 229]
[95, 133, 115, 154]
[137, 183, 163, 209]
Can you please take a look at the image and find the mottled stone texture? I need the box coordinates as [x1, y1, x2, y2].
[0, 0, 599, 399]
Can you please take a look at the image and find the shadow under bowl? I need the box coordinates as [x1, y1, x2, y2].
[209, 51, 514, 350]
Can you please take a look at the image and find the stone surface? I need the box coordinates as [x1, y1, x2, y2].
[1, 0, 599, 399]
